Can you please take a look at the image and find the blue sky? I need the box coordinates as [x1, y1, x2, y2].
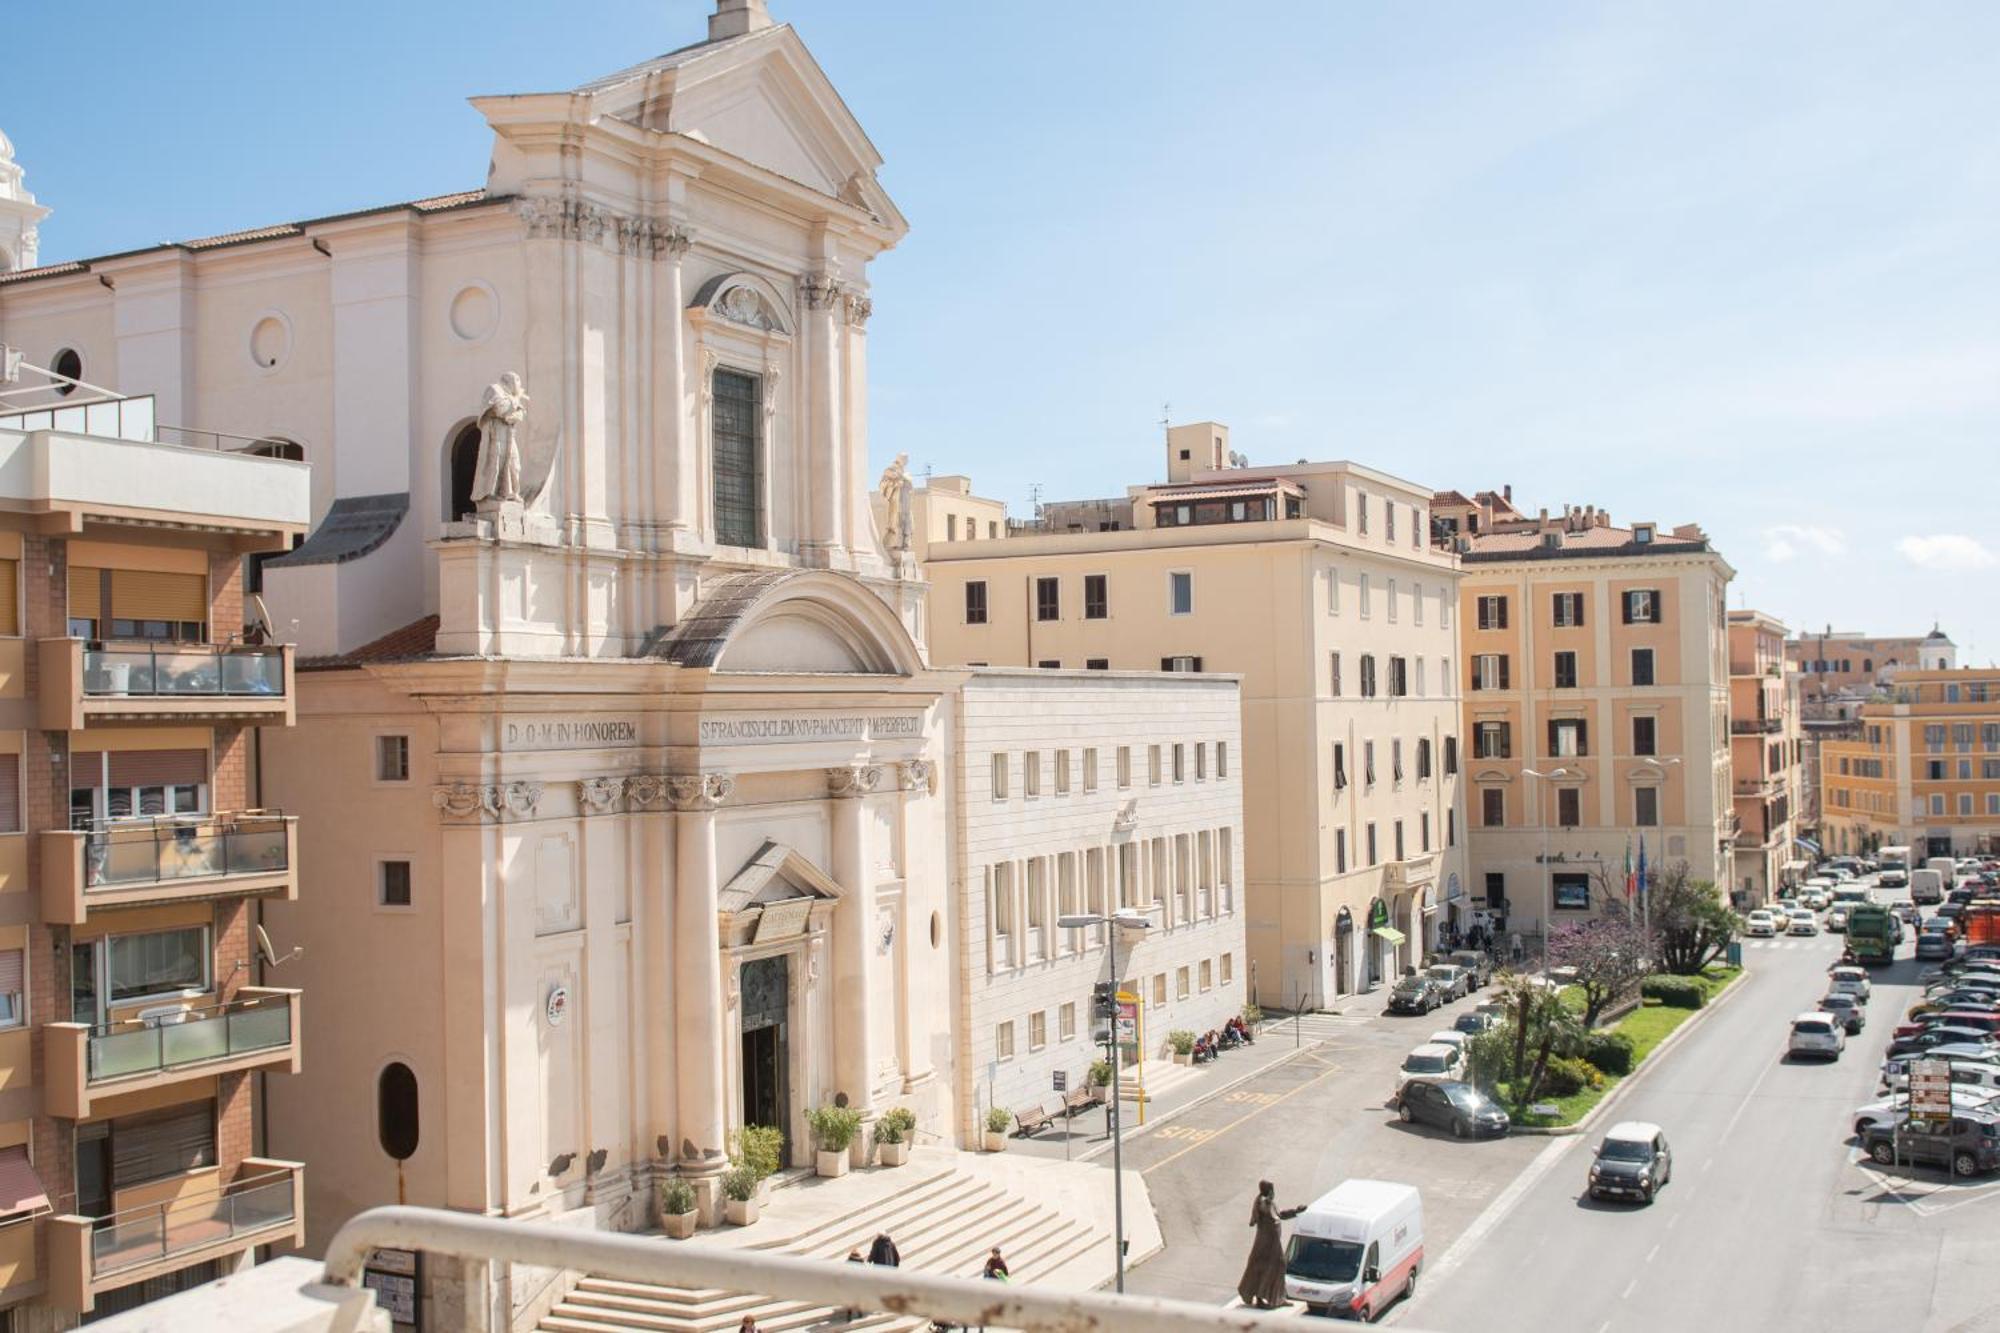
[7, 1, 1997, 658]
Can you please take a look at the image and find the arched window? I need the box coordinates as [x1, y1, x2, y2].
[378, 1062, 420, 1161]
[446, 422, 482, 522]
[247, 437, 305, 462]
[50, 348, 82, 398]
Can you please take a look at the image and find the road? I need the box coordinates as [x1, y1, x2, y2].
[1406, 881, 2000, 1333]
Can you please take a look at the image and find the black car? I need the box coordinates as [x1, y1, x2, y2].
[1587, 1122, 1674, 1204]
[1388, 975, 1441, 1015]
[1862, 1115, 2000, 1178]
[1395, 1078, 1510, 1138]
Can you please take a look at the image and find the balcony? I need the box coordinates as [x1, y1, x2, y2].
[1730, 717, 1780, 735]
[43, 989, 301, 1119]
[40, 813, 297, 924]
[1383, 852, 1439, 893]
[37, 639, 294, 730]
[47, 1160, 304, 1314]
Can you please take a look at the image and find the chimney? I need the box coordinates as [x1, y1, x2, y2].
[1503, 483, 1512, 504]
[710, 0, 773, 40]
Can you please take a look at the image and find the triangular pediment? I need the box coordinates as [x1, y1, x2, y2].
[718, 839, 844, 917]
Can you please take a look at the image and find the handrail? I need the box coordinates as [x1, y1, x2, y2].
[77, 812, 293, 890]
[87, 1165, 293, 1232]
[83, 991, 295, 1082]
[89, 1166, 297, 1278]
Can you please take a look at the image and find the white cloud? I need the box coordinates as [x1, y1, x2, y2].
[1897, 534, 1996, 571]
[1761, 524, 1845, 563]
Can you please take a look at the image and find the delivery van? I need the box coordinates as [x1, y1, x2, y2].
[1930, 857, 1962, 888]
[1284, 1179, 1423, 1321]
[1910, 869, 1945, 906]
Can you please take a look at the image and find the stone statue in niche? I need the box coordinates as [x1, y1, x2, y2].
[878, 453, 912, 553]
[473, 372, 531, 508]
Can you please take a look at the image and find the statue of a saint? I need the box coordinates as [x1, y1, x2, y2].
[473, 372, 530, 507]
[878, 453, 912, 553]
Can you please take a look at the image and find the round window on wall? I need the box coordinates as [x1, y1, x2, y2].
[930, 911, 941, 950]
[50, 348, 82, 397]
[249, 315, 290, 370]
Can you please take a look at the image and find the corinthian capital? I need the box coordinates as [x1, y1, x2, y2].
[798, 272, 845, 311]
[668, 773, 735, 812]
[826, 764, 883, 799]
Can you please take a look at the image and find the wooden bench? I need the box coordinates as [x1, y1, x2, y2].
[1013, 1104, 1054, 1137]
[1060, 1085, 1102, 1119]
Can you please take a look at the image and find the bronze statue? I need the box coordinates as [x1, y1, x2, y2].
[1236, 1179, 1303, 1309]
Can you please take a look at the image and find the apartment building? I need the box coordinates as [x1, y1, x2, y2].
[0, 372, 308, 1326]
[1434, 493, 1735, 928]
[903, 476, 1006, 562]
[953, 669, 1245, 1130]
[1727, 611, 1805, 905]
[1820, 669, 2000, 858]
[927, 423, 1468, 1011]
[1786, 626, 1956, 717]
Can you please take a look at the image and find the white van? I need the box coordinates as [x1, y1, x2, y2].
[1283, 1179, 1424, 1321]
[1910, 868, 1945, 905]
[1928, 857, 1961, 887]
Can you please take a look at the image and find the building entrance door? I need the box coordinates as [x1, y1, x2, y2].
[739, 955, 790, 1165]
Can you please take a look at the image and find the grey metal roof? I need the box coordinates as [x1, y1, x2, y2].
[266, 493, 408, 568]
[653, 568, 800, 667]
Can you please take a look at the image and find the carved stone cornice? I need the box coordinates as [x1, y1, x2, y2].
[624, 774, 668, 810]
[577, 776, 624, 816]
[517, 193, 691, 259]
[826, 764, 883, 799]
[432, 779, 546, 822]
[897, 759, 933, 793]
[432, 782, 483, 819]
[798, 273, 845, 311]
[667, 773, 735, 813]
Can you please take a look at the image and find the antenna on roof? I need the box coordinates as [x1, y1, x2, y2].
[1028, 482, 1044, 520]
[1159, 402, 1171, 436]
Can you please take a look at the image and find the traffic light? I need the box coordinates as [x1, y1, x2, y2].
[1092, 982, 1117, 1020]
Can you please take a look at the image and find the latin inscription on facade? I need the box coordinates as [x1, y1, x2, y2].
[502, 717, 643, 751]
[698, 714, 924, 745]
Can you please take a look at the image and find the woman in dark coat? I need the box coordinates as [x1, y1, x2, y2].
[1237, 1180, 1303, 1308]
[867, 1233, 900, 1267]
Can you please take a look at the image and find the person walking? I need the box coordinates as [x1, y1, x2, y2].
[1509, 930, 1524, 965]
[868, 1232, 901, 1268]
[1236, 1180, 1303, 1309]
[841, 1248, 866, 1323]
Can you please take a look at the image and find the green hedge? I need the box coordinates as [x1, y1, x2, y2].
[1641, 976, 1705, 1009]
[1582, 1031, 1636, 1076]
[1538, 1055, 1605, 1098]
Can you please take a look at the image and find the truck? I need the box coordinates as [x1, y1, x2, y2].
[1845, 904, 1898, 966]
[1879, 846, 1912, 888]
[1964, 902, 2000, 949]
[1910, 869, 1946, 906]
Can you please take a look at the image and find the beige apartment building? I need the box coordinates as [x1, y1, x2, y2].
[0, 368, 308, 1326]
[1434, 493, 1736, 928]
[904, 476, 1007, 562]
[1821, 668, 2000, 858]
[927, 423, 1468, 1011]
[1727, 611, 1805, 904]
[1787, 626, 1956, 716]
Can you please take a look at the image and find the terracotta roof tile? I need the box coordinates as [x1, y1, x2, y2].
[299, 614, 439, 672]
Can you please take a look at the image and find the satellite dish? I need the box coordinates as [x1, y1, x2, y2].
[249, 593, 276, 642]
[256, 924, 303, 968]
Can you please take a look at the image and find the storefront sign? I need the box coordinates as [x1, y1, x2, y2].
[697, 714, 923, 745]
[1368, 898, 1389, 930]
[502, 716, 641, 751]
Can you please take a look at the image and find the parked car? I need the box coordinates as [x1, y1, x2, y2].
[1453, 1010, 1497, 1036]
[1852, 1088, 2000, 1138]
[1397, 1042, 1466, 1089]
[1789, 1012, 1847, 1061]
[1425, 964, 1473, 1003]
[1887, 1028, 2000, 1059]
[1587, 1122, 1674, 1204]
[1393, 1078, 1510, 1138]
[1746, 910, 1778, 938]
[1448, 950, 1495, 989]
[1427, 1029, 1469, 1052]
[1788, 911, 1820, 937]
[1881, 1058, 2000, 1095]
[1819, 993, 1866, 1035]
[1388, 975, 1442, 1015]
[1862, 1114, 2000, 1178]
[1899, 1012, 2000, 1040]
[1828, 966, 1872, 1001]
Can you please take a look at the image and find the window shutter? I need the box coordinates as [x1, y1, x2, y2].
[1621, 591, 1634, 625]
[1573, 595, 1584, 627]
[0, 949, 21, 999]
[69, 566, 103, 621]
[1497, 598, 1508, 630]
[111, 1101, 217, 1187]
[110, 570, 207, 623]
[0, 760, 18, 833]
[1499, 656, 1511, 689]
[1547, 719, 1559, 757]
[1501, 723, 1512, 759]
[0, 560, 16, 637]
[1161, 658, 1173, 672]
[1577, 720, 1589, 756]
[105, 749, 208, 788]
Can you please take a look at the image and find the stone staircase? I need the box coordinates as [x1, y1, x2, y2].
[536, 1165, 1105, 1333]
[1115, 1056, 1196, 1104]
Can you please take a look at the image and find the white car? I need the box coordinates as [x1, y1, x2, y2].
[1853, 1087, 2000, 1137]
[1826, 906, 1851, 933]
[1397, 1042, 1465, 1089]
[1427, 1030, 1469, 1052]
[1787, 910, 1820, 937]
[1881, 1058, 2000, 1095]
[1746, 910, 1778, 938]
[1789, 1012, 1846, 1061]
[1828, 966, 1872, 1002]
[1803, 889, 1832, 911]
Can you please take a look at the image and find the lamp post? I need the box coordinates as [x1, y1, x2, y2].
[1059, 909, 1151, 1293]
[1523, 767, 1574, 945]
[1635, 756, 1683, 933]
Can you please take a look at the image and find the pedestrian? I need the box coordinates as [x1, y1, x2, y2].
[1235, 1180, 1304, 1309]
[868, 1232, 900, 1268]
[842, 1249, 866, 1322]
[983, 1246, 1009, 1280]
[740, 1318, 759, 1333]
[1510, 931, 1524, 965]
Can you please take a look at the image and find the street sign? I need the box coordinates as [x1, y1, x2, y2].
[1910, 1058, 1953, 1123]
[1053, 1069, 1068, 1092]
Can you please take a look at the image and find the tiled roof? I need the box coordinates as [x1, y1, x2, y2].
[1431, 489, 1475, 508]
[299, 614, 439, 673]
[1462, 526, 1709, 562]
[184, 223, 303, 250]
[0, 260, 85, 285]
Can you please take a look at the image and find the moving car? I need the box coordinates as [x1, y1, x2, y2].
[1746, 910, 1778, 938]
[1425, 964, 1473, 1003]
[1819, 993, 1866, 1035]
[1788, 910, 1820, 937]
[1587, 1122, 1673, 1204]
[1284, 1179, 1424, 1321]
[1389, 975, 1442, 1015]
[1789, 1012, 1847, 1061]
[1802, 888, 1832, 911]
[1393, 1078, 1510, 1138]
[1397, 1043, 1466, 1088]
[1826, 905, 1851, 933]
[1828, 965, 1872, 1001]
[1917, 928, 1957, 961]
[1861, 1114, 2000, 1178]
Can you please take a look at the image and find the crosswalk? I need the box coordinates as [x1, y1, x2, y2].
[1256, 1011, 1377, 1043]
[1741, 937, 1835, 951]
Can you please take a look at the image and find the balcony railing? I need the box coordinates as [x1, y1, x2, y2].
[1383, 852, 1439, 892]
[47, 1160, 304, 1314]
[40, 814, 297, 923]
[44, 989, 301, 1119]
[38, 639, 294, 729]
[1731, 717, 1780, 735]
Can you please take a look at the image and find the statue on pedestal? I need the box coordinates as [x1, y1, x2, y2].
[878, 453, 912, 554]
[472, 372, 530, 508]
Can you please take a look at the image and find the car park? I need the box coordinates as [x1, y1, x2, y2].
[1587, 1122, 1673, 1204]
[1746, 910, 1778, 938]
[1789, 1012, 1846, 1060]
[1393, 1078, 1510, 1138]
[1828, 966, 1872, 1001]
[1453, 1010, 1496, 1036]
[1447, 950, 1495, 989]
[1397, 1042, 1466, 1088]
[1425, 964, 1472, 1002]
[1862, 1114, 2000, 1178]
[1788, 911, 1820, 937]
[1820, 993, 1866, 1035]
[1389, 975, 1442, 1015]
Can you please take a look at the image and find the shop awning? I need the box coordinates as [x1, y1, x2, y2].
[1371, 926, 1407, 945]
[0, 1145, 50, 1217]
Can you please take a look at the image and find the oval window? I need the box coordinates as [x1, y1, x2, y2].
[378, 1061, 420, 1160]
[51, 348, 82, 397]
[930, 911, 942, 950]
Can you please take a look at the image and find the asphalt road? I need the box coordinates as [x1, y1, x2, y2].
[1406, 881, 2000, 1333]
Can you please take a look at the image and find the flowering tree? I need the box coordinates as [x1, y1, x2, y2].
[1547, 914, 1654, 1027]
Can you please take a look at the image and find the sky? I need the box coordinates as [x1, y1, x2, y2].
[5, 1, 1997, 658]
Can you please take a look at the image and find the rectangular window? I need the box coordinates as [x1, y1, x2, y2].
[1336, 828, 1348, 873]
[1029, 1010, 1047, 1052]
[711, 368, 764, 547]
[1194, 743, 1207, 781]
[1447, 808, 1457, 846]
[996, 1021, 1015, 1061]
[1329, 652, 1342, 697]
[107, 926, 209, 1004]
[1475, 722, 1510, 759]
[1366, 823, 1379, 866]
[1390, 657, 1408, 697]
[1332, 742, 1349, 792]
[1217, 742, 1228, 778]
[1357, 493, 1370, 534]
[1393, 820, 1405, 860]
[1327, 568, 1340, 613]
[1024, 752, 1042, 798]
[1222, 953, 1234, 985]
[1633, 715, 1657, 757]
[1059, 1002, 1076, 1042]
[1622, 589, 1660, 624]
[1386, 505, 1396, 543]
[1550, 718, 1588, 758]
[1472, 655, 1510, 690]
[0, 948, 22, 1029]
[964, 581, 989, 625]
[1172, 743, 1186, 783]
[1359, 573, 1371, 617]
[1414, 583, 1424, 626]
[1557, 787, 1581, 828]
[1482, 788, 1505, 827]
[1392, 739, 1405, 783]
[1083, 749, 1099, 792]
[1553, 651, 1578, 689]
[1036, 577, 1061, 622]
[1961, 794, 1975, 817]
[991, 753, 1009, 800]
[1415, 658, 1426, 696]
[1931, 793, 1946, 816]
[1386, 578, 1399, 623]
[1625, 785, 1658, 828]
[1117, 746, 1132, 789]
[1086, 658, 1109, 670]
[1149, 745, 1163, 786]
[1476, 595, 1508, 630]
[1552, 591, 1585, 627]
[1084, 574, 1109, 619]
[0, 756, 18, 835]
[1153, 973, 1167, 1008]
[110, 1101, 217, 1188]
[1484, 871, 1506, 909]
[1631, 648, 1656, 687]
[947, 514, 958, 542]
[1054, 750, 1071, 795]
[1444, 736, 1458, 775]
[379, 860, 413, 908]
[375, 735, 411, 782]
[1176, 966, 1191, 1001]
[1361, 655, 1378, 697]
[1169, 571, 1193, 616]
[1420, 811, 1431, 852]
[1364, 741, 1377, 787]
[1161, 656, 1203, 672]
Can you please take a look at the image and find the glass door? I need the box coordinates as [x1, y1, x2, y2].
[72, 941, 101, 1026]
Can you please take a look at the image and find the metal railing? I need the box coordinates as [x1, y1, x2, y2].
[0, 394, 156, 443]
[81, 813, 291, 889]
[82, 644, 285, 698]
[1730, 718, 1780, 734]
[91, 1168, 296, 1280]
[86, 994, 293, 1083]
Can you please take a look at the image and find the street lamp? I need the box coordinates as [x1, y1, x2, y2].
[1058, 909, 1151, 1293]
[1523, 767, 1574, 944]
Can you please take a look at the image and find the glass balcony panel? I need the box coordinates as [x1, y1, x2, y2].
[79, 645, 285, 699]
[87, 1027, 161, 1080]
[157, 1013, 229, 1066]
[226, 1002, 291, 1055]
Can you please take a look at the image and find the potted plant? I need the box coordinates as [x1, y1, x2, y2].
[721, 1165, 760, 1225]
[1169, 1029, 1197, 1066]
[1242, 1002, 1263, 1025]
[733, 1124, 785, 1202]
[873, 1107, 917, 1166]
[1088, 1058, 1114, 1092]
[659, 1177, 698, 1239]
[983, 1105, 1011, 1153]
[807, 1105, 863, 1178]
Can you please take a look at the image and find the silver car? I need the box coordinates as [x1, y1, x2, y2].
[1425, 964, 1472, 1002]
[1789, 1012, 1846, 1061]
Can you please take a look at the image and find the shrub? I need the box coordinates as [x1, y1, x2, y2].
[733, 1124, 784, 1180]
[660, 1177, 697, 1217]
[1582, 1031, 1636, 1077]
[1538, 1055, 1603, 1098]
[721, 1165, 758, 1203]
[985, 1106, 1012, 1135]
[806, 1104, 864, 1153]
[1462, 1027, 1515, 1093]
[1088, 1058, 1114, 1088]
[1641, 976, 1704, 1009]
[873, 1107, 917, 1145]
[1168, 1029, 1197, 1055]
[1241, 1002, 1264, 1025]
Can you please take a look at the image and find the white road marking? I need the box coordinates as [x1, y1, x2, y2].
[1622, 1278, 1639, 1299]
[1418, 1134, 1581, 1289]
[1667, 1214, 1681, 1230]
[1645, 1243, 1659, 1264]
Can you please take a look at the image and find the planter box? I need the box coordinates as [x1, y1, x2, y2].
[878, 1141, 910, 1167]
[816, 1149, 851, 1178]
[1173, 1051, 1193, 1066]
[662, 1210, 698, 1239]
[982, 1131, 1007, 1153]
[724, 1197, 759, 1226]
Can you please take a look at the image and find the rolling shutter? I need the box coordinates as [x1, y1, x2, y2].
[0, 560, 16, 637]
[69, 567, 103, 621]
[0, 759, 18, 833]
[110, 570, 206, 623]
[72, 749, 208, 790]
[111, 1101, 217, 1187]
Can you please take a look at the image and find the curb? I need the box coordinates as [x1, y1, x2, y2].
[1071, 1041, 1323, 1164]
[1508, 968, 1751, 1137]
